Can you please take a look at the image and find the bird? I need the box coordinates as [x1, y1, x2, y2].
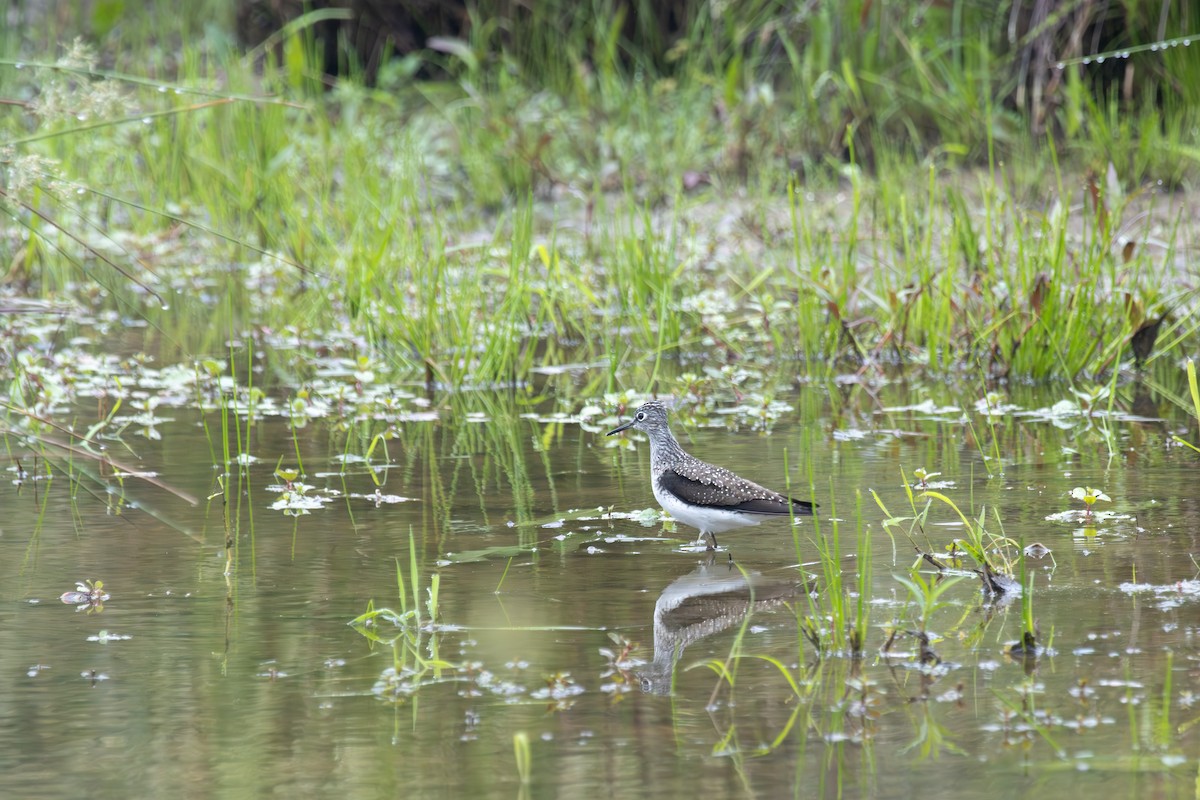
[606, 400, 814, 549]
[1130, 305, 1174, 367]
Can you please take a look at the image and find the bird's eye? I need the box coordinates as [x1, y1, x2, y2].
[636, 412, 646, 421]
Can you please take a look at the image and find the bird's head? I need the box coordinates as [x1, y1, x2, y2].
[606, 400, 672, 437]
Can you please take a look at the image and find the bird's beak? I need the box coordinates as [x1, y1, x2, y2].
[606, 418, 636, 436]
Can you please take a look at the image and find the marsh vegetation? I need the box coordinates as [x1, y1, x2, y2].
[2, 2, 1199, 798]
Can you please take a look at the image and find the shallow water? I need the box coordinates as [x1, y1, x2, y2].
[2, 378, 1198, 799]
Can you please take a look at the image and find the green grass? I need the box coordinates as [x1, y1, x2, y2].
[0, 5, 1197, 402]
[797, 487, 876, 659]
[1177, 359, 1200, 454]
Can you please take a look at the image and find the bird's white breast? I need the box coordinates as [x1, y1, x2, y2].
[652, 476, 764, 537]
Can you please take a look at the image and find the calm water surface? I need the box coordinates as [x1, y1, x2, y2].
[2, 381, 1198, 799]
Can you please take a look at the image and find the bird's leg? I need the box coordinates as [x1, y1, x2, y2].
[707, 531, 719, 551]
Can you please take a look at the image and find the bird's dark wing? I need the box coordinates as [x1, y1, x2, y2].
[658, 468, 814, 516]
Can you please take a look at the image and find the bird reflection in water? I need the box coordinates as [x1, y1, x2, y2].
[638, 561, 804, 695]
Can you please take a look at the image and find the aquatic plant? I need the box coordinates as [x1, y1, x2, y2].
[349, 529, 440, 633]
[911, 468, 940, 489]
[889, 571, 964, 665]
[919, 489, 1019, 580]
[1009, 545, 1040, 659]
[513, 731, 532, 786]
[798, 490, 877, 660]
[597, 632, 641, 697]
[1069, 486, 1112, 520]
[59, 579, 109, 613]
[793, 487, 846, 658]
[349, 531, 455, 709]
[1175, 359, 1200, 454]
[849, 491, 873, 658]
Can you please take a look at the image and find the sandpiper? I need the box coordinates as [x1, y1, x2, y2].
[606, 400, 814, 548]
